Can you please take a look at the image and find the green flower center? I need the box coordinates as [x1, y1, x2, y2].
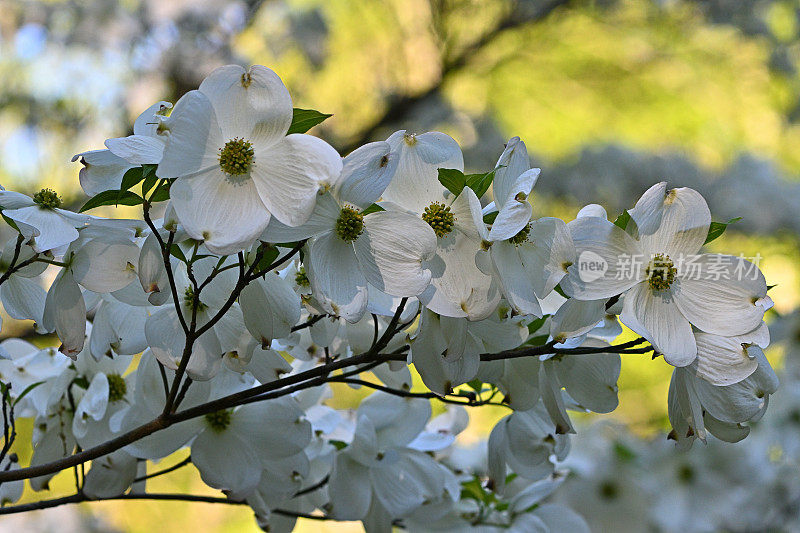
[107, 373, 127, 403]
[422, 202, 455, 237]
[218, 138, 254, 176]
[507, 223, 531, 246]
[184, 286, 207, 312]
[646, 253, 677, 291]
[295, 266, 310, 287]
[204, 409, 233, 433]
[335, 206, 364, 242]
[33, 188, 62, 209]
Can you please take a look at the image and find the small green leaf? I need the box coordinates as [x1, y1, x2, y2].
[483, 211, 499, 224]
[613, 210, 631, 230]
[553, 283, 568, 299]
[255, 246, 281, 273]
[437, 168, 467, 196]
[287, 108, 332, 134]
[149, 179, 172, 203]
[13, 381, 45, 407]
[465, 168, 497, 199]
[467, 379, 483, 392]
[361, 203, 385, 216]
[120, 166, 145, 193]
[527, 315, 549, 334]
[613, 441, 637, 461]
[704, 217, 742, 244]
[329, 439, 347, 450]
[169, 244, 188, 264]
[80, 190, 144, 212]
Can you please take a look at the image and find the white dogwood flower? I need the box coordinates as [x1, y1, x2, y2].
[157, 65, 342, 254]
[562, 182, 773, 367]
[261, 141, 437, 321]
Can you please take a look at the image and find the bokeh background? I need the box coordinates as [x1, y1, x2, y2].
[0, 0, 799, 530]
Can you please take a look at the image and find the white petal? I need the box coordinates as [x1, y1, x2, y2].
[576, 203, 607, 219]
[72, 149, 133, 196]
[492, 137, 532, 210]
[550, 298, 605, 341]
[674, 254, 770, 336]
[555, 340, 620, 413]
[382, 130, 463, 214]
[71, 237, 140, 293]
[105, 135, 164, 165]
[250, 134, 342, 227]
[240, 272, 301, 346]
[336, 142, 399, 209]
[560, 216, 642, 300]
[138, 231, 169, 299]
[420, 233, 500, 320]
[622, 282, 696, 366]
[518, 216, 575, 297]
[233, 397, 311, 459]
[4, 207, 80, 253]
[354, 210, 436, 297]
[539, 360, 574, 434]
[132, 100, 172, 137]
[170, 169, 271, 255]
[245, 347, 292, 384]
[1, 275, 45, 323]
[260, 190, 339, 242]
[488, 169, 538, 241]
[329, 454, 372, 520]
[309, 232, 368, 322]
[693, 331, 759, 386]
[191, 428, 262, 498]
[533, 503, 591, 533]
[628, 182, 711, 257]
[491, 242, 541, 316]
[371, 456, 425, 516]
[82, 450, 138, 498]
[42, 270, 86, 358]
[157, 90, 223, 178]
[199, 64, 293, 146]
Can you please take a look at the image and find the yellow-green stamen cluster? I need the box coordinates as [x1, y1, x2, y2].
[33, 188, 62, 209]
[335, 206, 364, 243]
[422, 202, 455, 237]
[107, 373, 127, 402]
[218, 138, 254, 176]
[508, 223, 531, 246]
[646, 253, 677, 291]
[204, 409, 233, 433]
[184, 286, 207, 312]
[295, 266, 310, 287]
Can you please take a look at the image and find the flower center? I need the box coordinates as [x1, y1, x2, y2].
[295, 266, 310, 287]
[335, 206, 364, 242]
[422, 202, 455, 237]
[33, 188, 62, 209]
[507, 223, 531, 246]
[218, 138, 254, 176]
[646, 253, 677, 291]
[107, 373, 127, 403]
[184, 286, 207, 312]
[204, 409, 233, 433]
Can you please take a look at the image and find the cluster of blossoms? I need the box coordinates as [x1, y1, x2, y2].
[0, 65, 776, 531]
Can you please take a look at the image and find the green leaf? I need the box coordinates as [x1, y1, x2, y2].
[149, 179, 172, 203]
[255, 246, 281, 273]
[120, 166, 145, 193]
[467, 379, 483, 392]
[287, 108, 332, 134]
[361, 203, 385, 216]
[1, 213, 20, 232]
[73, 376, 90, 389]
[527, 315, 549, 334]
[329, 439, 347, 450]
[169, 244, 188, 264]
[613, 441, 637, 461]
[483, 211, 499, 224]
[13, 381, 45, 407]
[437, 168, 467, 196]
[80, 190, 144, 212]
[525, 334, 550, 346]
[553, 283, 568, 299]
[465, 168, 498, 199]
[142, 165, 158, 196]
[704, 217, 742, 244]
[613, 210, 631, 230]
